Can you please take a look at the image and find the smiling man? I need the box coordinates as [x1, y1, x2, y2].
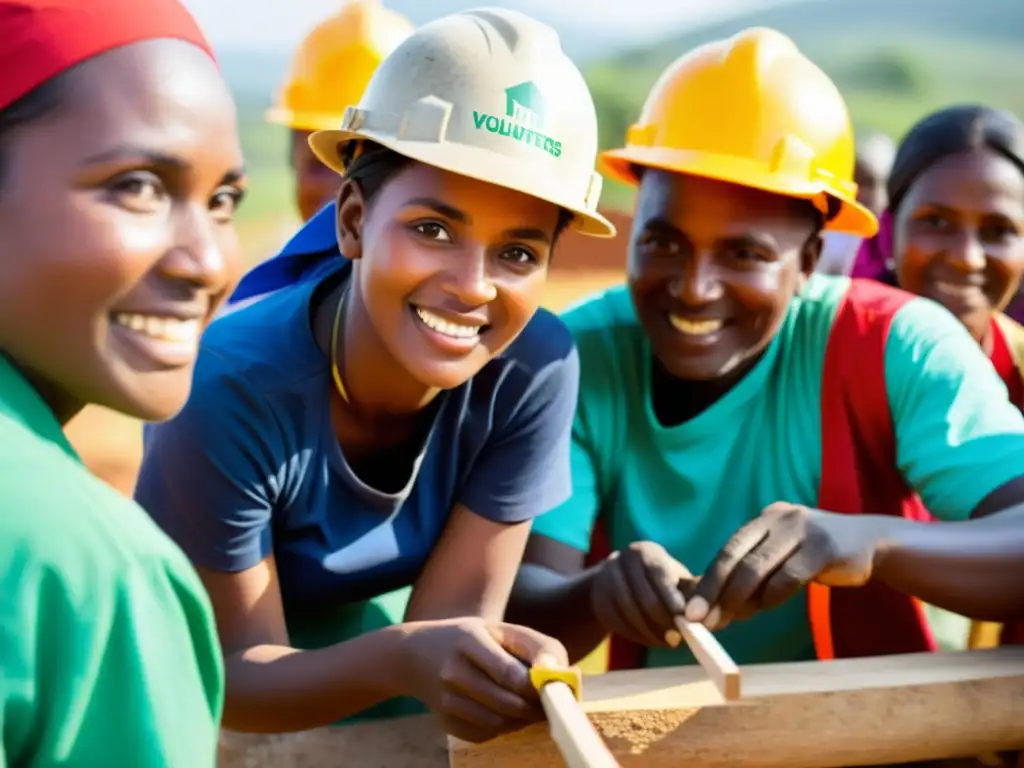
[507, 29, 1024, 676]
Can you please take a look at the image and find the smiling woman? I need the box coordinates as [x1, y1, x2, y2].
[0, 0, 245, 766]
[135, 7, 615, 744]
[0, 36, 245, 423]
[888, 107, 1024, 406]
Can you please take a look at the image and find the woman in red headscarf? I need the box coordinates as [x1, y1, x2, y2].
[0, 1, 245, 764]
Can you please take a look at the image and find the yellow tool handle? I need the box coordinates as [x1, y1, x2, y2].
[531, 654, 620, 768]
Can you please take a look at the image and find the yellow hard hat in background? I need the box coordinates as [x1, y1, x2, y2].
[600, 27, 878, 237]
[266, 0, 414, 132]
[309, 8, 615, 238]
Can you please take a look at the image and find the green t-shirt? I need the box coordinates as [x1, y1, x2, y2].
[285, 585, 424, 722]
[534, 275, 1024, 667]
[0, 358, 224, 767]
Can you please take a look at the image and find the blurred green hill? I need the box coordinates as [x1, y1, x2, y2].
[225, 0, 1024, 234]
[587, 0, 1024, 208]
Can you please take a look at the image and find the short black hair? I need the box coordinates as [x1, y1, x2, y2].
[790, 196, 836, 233]
[339, 140, 414, 205]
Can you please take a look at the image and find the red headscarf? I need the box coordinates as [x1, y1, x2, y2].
[0, 0, 215, 112]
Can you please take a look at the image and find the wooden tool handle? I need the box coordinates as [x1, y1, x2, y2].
[532, 654, 620, 768]
[672, 616, 742, 701]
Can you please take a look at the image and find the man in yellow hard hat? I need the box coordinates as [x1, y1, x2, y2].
[267, 0, 413, 222]
[508, 28, 1024, 673]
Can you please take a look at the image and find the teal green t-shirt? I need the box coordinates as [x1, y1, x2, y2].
[533, 275, 1024, 667]
[0, 359, 224, 767]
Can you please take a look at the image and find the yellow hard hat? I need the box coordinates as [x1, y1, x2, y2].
[600, 28, 877, 237]
[309, 8, 615, 238]
[266, 0, 414, 132]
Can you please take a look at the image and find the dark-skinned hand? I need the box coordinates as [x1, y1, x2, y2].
[589, 541, 695, 648]
[686, 502, 884, 630]
[400, 617, 569, 744]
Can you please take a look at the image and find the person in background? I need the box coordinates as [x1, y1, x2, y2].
[880, 106, 1024, 652]
[855, 129, 897, 218]
[890, 106, 1024, 406]
[848, 108, 1024, 406]
[816, 128, 896, 276]
[0, 0, 246, 764]
[507, 29, 1024, 684]
[267, 0, 413, 223]
[135, 8, 616, 744]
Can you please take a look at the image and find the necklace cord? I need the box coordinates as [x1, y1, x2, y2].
[330, 284, 350, 405]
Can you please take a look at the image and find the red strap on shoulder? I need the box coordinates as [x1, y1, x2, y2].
[814, 278, 936, 660]
[819, 278, 914, 515]
[989, 317, 1024, 408]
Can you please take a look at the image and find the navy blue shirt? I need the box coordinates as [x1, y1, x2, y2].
[135, 220, 579, 632]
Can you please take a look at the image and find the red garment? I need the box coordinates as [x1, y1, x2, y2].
[988, 317, 1024, 410]
[812, 278, 935, 660]
[989, 318, 1024, 647]
[0, 0, 214, 112]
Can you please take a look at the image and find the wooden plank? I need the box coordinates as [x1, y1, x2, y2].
[531, 655, 620, 767]
[674, 617, 742, 701]
[449, 647, 1024, 768]
[537, 679, 620, 768]
[217, 714, 449, 768]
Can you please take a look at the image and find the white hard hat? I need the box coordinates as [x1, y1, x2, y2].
[308, 7, 615, 238]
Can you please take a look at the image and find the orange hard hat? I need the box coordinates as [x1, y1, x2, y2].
[600, 28, 877, 237]
[266, 0, 414, 132]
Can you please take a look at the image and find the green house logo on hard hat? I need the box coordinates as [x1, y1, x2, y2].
[505, 81, 546, 129]
[472, 81, 562, 159]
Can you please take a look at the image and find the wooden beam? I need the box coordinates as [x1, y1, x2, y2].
[673, 617, 742, 701]
[536, 676, 620, 768]
[530, 655, 620, 767]
[217, 715, 449, 768]
[450, 647, 1024, 768]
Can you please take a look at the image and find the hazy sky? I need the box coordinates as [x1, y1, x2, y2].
[181, 0, 785, 50]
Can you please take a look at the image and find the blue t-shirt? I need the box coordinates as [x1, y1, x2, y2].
[225, 201, 338, 309]
[135, 222, 579, 719]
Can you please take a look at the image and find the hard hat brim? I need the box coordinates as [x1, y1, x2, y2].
[600, 146, 878, 238]
[265, 108, 351, 133]
[309, 128, 617, 239]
